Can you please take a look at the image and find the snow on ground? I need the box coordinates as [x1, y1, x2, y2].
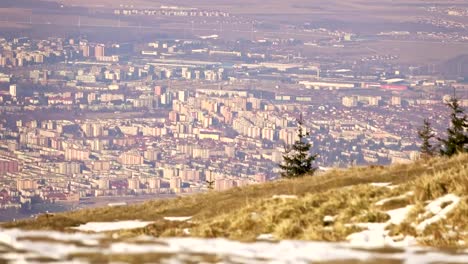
[369, 182, 398, 189]
[163, 216, 193, 222]
[111, 237, 468, 263]
[375, 191, 414, 206]
[256, 233, 275, 241]
[416, 194, 461, 232]
[346, 205, 415, 248]
[370, 182, 393, 187]
[347, 192, 464, 248]
[387, 205, 414, 225]
[72, 220, 154, 232]
[1, 228, 467, 264]
[272, 194, 298, 200]
[323, 215, 336, 223]
[0, 228, 102, 259]
[0, 228, 104, 244]
[0, 195, 465, 263]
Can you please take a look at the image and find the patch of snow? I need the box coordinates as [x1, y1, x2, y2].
[257, 233, 275, 241]
[104, 237, 468, 263]
[183, 228, 191, 235]
[416, 194, 461, 232]
[375, 191, 413, 206]
[1, 228, 468, 263]
[0, 228, 104, 245]
[163, 216, 192, 222]
[72, 220, 154, 232]
[272, 194, 298, 200]
[323, 215, 336, 223]
[370, 182, 398, 189]
[0, 252, 42, 262]
[0, 228, 100, 259]
[370, 182, 392, 187]
[347, 229, 392, 248]
[347, 229, 416, 248]
[346, 205, 414, 248]
[387, 205, 414, 225]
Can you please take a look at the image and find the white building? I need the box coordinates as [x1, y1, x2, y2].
[9, 84, 17, 97]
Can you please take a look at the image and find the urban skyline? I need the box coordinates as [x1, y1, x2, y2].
[0, 0, 467, 221]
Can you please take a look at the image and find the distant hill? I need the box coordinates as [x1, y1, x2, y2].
[4, 154, 467, 248]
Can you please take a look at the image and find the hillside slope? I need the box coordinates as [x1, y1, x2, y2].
[3, 154, 468, 248]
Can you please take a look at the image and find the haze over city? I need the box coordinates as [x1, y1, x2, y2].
[0, 1, 467, 263]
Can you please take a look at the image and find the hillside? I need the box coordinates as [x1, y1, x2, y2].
[3, 154, 468, 249]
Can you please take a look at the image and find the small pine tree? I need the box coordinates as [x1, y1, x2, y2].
[279, 117, 317, 178]
[417, 118, 435, 158]
[206, 179, 215, 190]
[439, 95, 468, 156]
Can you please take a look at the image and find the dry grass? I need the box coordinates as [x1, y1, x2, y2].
[188, 184, 388, 241]
[67, 252, 221, 264]
[3, 155, 442, 228]
[387, 155, 468, 247]
[16, 236, 92, 248]
[378, 197, 412, 211]
[3, 154, 467, 247]
[14, 214, 85, 231]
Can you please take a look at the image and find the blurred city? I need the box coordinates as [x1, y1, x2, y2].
[0, 0, 467, 220]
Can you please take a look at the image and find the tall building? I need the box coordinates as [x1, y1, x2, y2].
[154, 86, 166, 96]
[16, 179, 38, 190]
[215, 178, 235, 191]
[42, 71, 48, 82]
[146, 177, 161, 189]
[168, 111, 179, 122]
[92, 160, 111, 171]
[119, 151, 144, 165]
[81, 44, 91, 57]
[98, 178, 110, 190]
[178, 90, 188, 102]
[261, 127, 276, 141]
[0, 159, 19, 175]
[160, 92, 173, 106]
[9, 84, 17, 97]
[391, 96, 402, 106]
[90, 139, 103, 151]
[279, 128, 296, 145]
[65, 148, 90, 161]
[58, 162, 81, 175]
[127, 178, 140, 189]
[34, 54, 44, 63]
[170, 177, 182, 192]
[95, 44, 105, 58]
[342, 96, 358, 107]
[163, 167, 176, 179]
[144, 149, 160, 161]
[92, 123, 103, 137]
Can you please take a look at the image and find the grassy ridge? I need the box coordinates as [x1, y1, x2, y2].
[188, 155, 467, 246]
[3, 154, 467, 247]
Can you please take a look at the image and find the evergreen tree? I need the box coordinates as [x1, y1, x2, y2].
[206, 179, 215, 190]
[279, 117, 317, 178]
[417, 118, 435, 158]
[439, 95, 468, 156]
